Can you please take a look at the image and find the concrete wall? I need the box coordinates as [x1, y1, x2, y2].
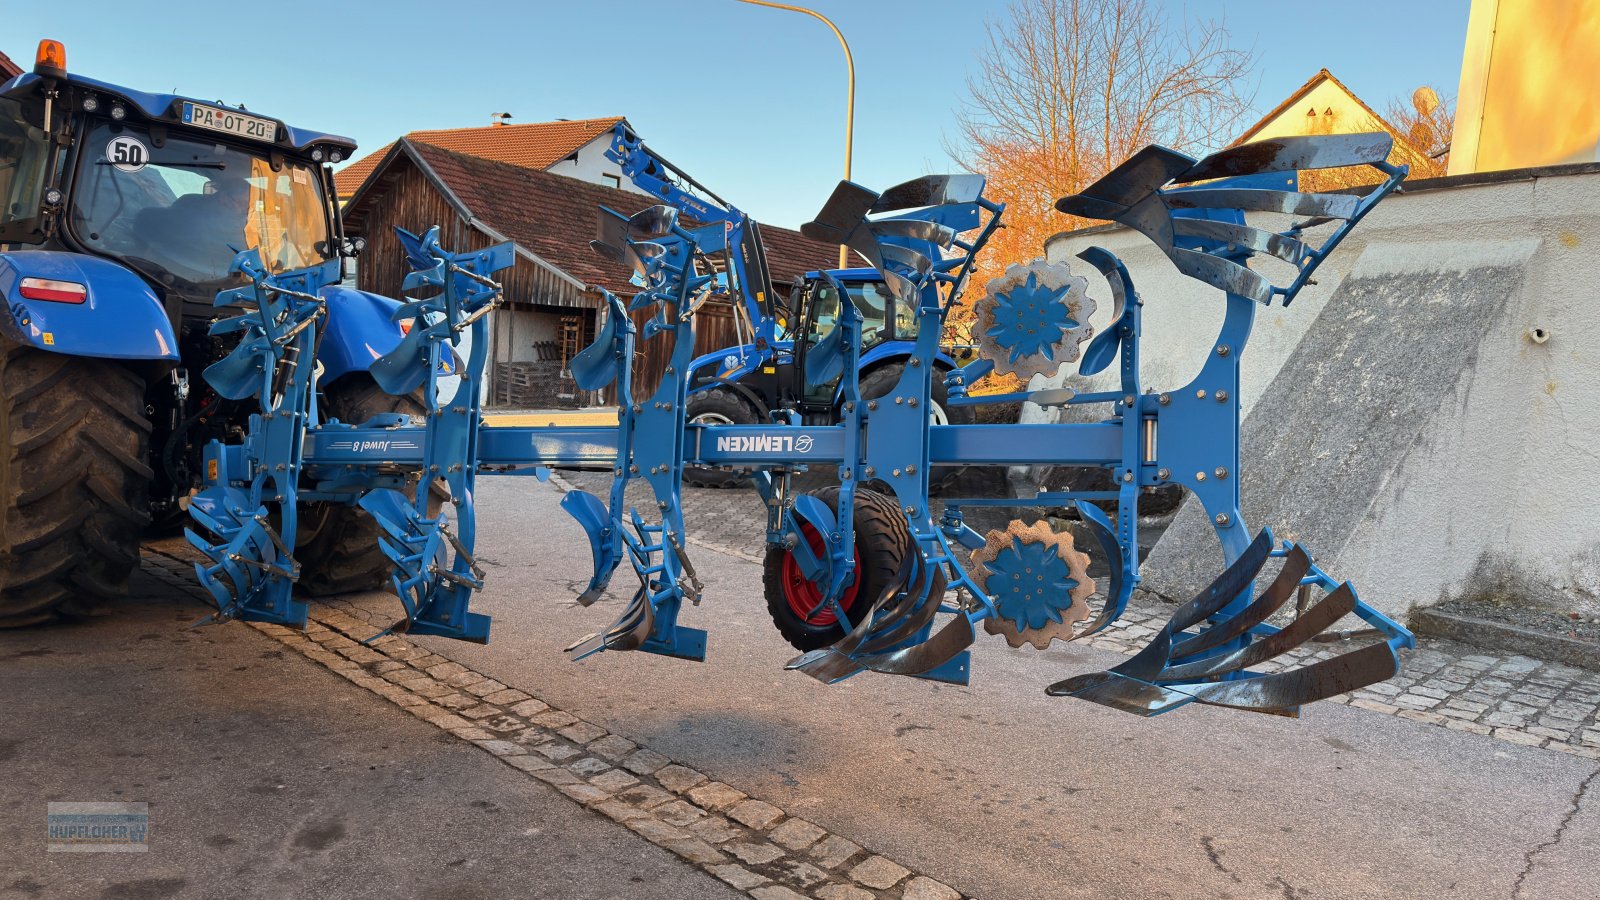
[1041, 166, 1600, 619]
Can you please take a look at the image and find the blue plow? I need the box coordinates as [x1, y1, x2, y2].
[185, 132, 1415, 718]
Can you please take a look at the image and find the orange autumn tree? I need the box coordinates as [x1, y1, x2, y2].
[947, 0, 1255, 388]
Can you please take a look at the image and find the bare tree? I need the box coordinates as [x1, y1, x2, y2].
[952, 0, 1256, 274]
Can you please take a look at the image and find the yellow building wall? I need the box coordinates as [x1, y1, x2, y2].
[1450, 0, 1600, 174]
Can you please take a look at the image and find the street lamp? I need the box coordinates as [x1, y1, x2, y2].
[734, 0, 855, 269]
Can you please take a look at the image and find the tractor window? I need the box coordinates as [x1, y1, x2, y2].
[806, 280, 893, 349]
[68, 120, 332, 293]
[0, 96, 50, 243]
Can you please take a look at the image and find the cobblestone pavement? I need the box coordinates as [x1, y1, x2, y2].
[139, 549, 968, 900]
[555, 469, 1600, 760]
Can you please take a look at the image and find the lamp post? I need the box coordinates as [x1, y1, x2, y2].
[735, 0, 855, 269]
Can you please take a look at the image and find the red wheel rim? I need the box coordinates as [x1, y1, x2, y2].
[780, 522, 861, 626]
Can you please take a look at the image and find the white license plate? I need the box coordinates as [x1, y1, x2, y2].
[181, 102, 277, 142]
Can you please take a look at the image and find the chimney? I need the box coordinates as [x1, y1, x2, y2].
[491, 112, 513, 127]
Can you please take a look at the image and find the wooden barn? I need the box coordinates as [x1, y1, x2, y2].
[339, 138, 837, 407]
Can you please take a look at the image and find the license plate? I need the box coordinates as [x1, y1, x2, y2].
[180, 101, 277, 142]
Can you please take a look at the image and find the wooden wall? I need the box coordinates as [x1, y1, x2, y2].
[347, 155, 747, 405]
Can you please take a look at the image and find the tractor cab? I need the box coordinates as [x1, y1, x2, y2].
[0, 41, 357, 329]
[789, 267, 920, 411]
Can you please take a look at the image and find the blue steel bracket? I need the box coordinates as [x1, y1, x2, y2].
[358, 227, 513, 643]
[562, 205, 714, 663]
[185, 251, 340, 627]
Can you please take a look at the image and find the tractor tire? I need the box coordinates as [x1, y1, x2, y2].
[683, 388, 761, 489]
[763, 486, 945, 652]
[857, 363, 973, 493]
[296, 376, 441, 596]
[0, 334, 151, 627]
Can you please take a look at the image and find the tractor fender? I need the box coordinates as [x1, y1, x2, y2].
[858, 341, 958, 373]
[0, 251, 178, 360]
[319, 285, 405, 384]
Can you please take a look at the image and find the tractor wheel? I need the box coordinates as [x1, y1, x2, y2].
[296, 376, 441, 596]
[683, 388, 761, 489]
[857, 363, 973, 493]
[763, 486, 945, 652]
[0, 334, 151, 627]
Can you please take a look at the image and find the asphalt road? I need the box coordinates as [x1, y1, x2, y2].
[4, 476, 1598, 900]
[0, 565, 742, 900]
[354, 477, 1600, 900]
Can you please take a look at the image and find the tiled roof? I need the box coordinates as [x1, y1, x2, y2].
[333, 116, 624, 197]
[382, 142, 837, 297]
[0, 48, 22, 79]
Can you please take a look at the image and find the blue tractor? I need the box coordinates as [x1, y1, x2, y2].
[602, 126, 974, 488]
[0, 41, 412, 625]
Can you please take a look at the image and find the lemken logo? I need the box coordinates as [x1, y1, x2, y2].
[715, 434, 817, 454]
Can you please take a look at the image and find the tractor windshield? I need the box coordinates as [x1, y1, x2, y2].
[804, 279, 908, 348]
[68, 120, 332, 292]
[0, 95, 51, 243]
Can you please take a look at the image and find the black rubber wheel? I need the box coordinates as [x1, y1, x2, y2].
[0, 334, 151, 627]
[296, 376, 440, 596]
[857, 363, 973, 493]
[762, 486, 945, 652]
[683, 388, 761, 489]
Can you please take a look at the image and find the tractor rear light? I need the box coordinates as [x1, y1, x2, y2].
[398, 318, 414, 336]
[18, 277, 87, 304]
[34, 40, 66, 78]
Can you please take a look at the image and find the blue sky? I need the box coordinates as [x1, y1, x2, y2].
[5, 0, 1469, 228]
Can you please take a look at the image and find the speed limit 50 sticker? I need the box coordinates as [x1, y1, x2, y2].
[106, 135, 149, 173]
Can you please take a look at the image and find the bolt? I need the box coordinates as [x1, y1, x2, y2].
[1215, 467, 1229, 479]
[893, 468, 902, 477]
[842, 470, 852, 480]
[909, 357, 920, 367]
[1159, 393, 1171, 406]
[1215, 390, 1228, 403]
[1215, 513, 1231, 526]
[629, 464, 639, 474]
[894, 397, 903, 405]
[1217, 344, 1230, 357]
[659, 501, 669, 510]
[868, 400, 878, 411]
[1157, 467, 1171, 480]
[908, 398, 918, 407]
[843, 402, 853, 412]
[904, 506, 917, 516]
[665, 366, 674, 374]
[1123, 395, 1135, 407]
[1122, 471, 1134, 483]
[632, 404, 642, 413]
[1196, 389, 1207, 399]
[905, 465, 916, 475]
[865, 467, 876, 477]
[1195, 471, 1206, 481]
[614, 467, 623, 476]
